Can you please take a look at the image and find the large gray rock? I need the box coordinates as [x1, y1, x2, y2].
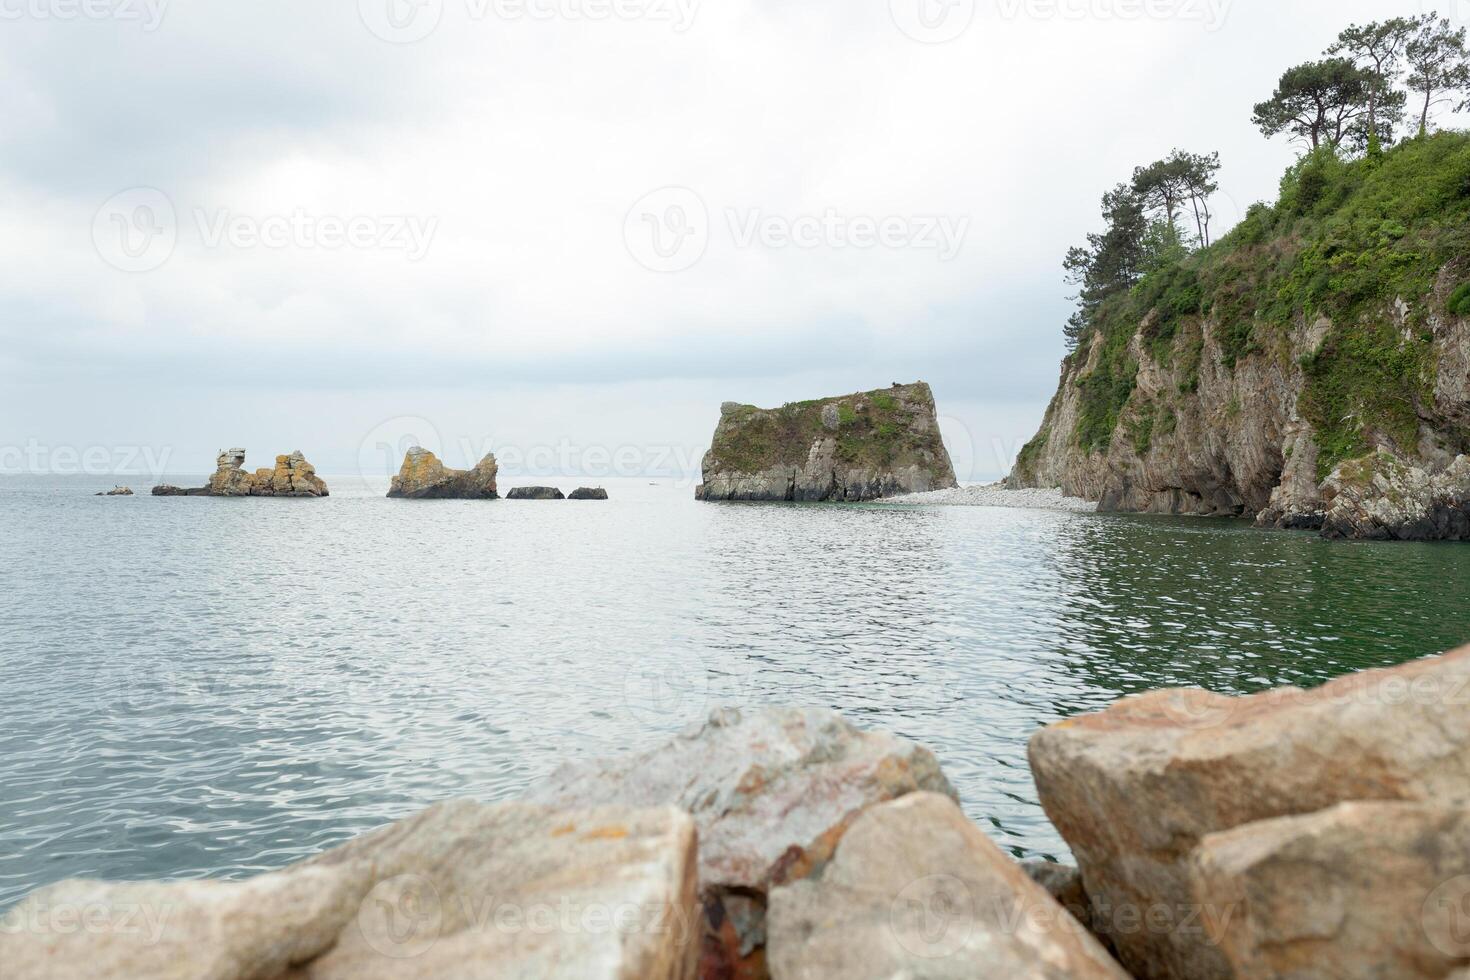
[387, 447, 499, 499]
[768, 793, 1128, 979]
[526, 706, 958, 977]
[1191, 801, 1470, 979]
[569, 487, 610, 500]
[695, 383, 958, 502]
[1029, 644, 1470, 980]
[0, 801, 699, 980]
[507, 486, 566, 500]
[1319, 450, 1470, 541]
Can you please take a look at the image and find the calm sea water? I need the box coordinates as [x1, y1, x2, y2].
[3, 474, 1469, 907]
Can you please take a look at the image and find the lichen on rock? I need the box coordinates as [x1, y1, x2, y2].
[156, 449, 329, 498]
[387, 446, 498, 499]
[695, 382, 958, 502]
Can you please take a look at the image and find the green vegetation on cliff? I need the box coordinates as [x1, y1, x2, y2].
[1067, 132, 1469, 475]
[1048, 14, 1470, 481]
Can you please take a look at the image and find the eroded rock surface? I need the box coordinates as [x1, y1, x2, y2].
[768, 793, 1127, 979]
[387, 447, 499, 499]
[0, 801, 699, 980]
[507, 486, 566, 500]
[1192, 801, 1470, 979]
[1319, 450, 1470, 540]
[569, 487, 610, 500]
[526, 706, 957, 977]
[154, 450, 329, 498]
[1028, 644, 1470, 980]
[696, 383, 958, 502]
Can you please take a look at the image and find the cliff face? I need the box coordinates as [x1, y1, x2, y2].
[1009, 136, 1470, 540]
[696, 382, 958, 502]
[1009, 273, 1470, 535]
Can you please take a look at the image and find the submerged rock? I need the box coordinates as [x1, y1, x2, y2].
[569, 487, 609, 500]
[768, 793, 1127, 979]
[695, 382, 958, 502]
[1028, 644, 1470, 980]
[387, 447, 499, 499]
[96, 486, 134, 496]
[507, 486, 566, 500]
[156, 449, 329, 498]
[1192, 801, 1470, 980]
[0, 800, 700, 980]
[526, 706, 956, 977]
[1318, 450, 1470, 540]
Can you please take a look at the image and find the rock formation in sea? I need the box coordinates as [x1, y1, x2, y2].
[386, 447, 499, 499]
[1029, 643, 1470, 980]
[95, 486, 134, 496]
[152, 450, 329, 498]
[695, 382, 958, 502]
[1007, 135, 1470, 541]
[507, 486, 565, 500]
[568, 487, 609, 500]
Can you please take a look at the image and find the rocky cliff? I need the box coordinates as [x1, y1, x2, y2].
[1008, 135, 1470, 540]
[696, 382, 958, 502]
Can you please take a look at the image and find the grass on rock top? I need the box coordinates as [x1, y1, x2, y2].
[1067, 132, 1470, 475]
[708, 386, 940, 474]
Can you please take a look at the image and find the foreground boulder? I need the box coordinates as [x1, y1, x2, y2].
[1192, 801, 1470, 979]
[1319, 450, 1470, 541]
[387, 447, 499, 499]
[1029, 644, 1470, 980]
[569, 487, 610, 500]
[0, 801, 699, 980]
[526, 707, 957, 977]
[508, 486, 566, 500]
[695, 383, 958, 502]
[768, 793, 1127, 979]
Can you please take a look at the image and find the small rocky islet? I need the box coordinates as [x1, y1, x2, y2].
[384, 445, 606, 501]
[9, 645, 1470, 979]
[151, 449, 329, 498]
[695, 381, 958, 502]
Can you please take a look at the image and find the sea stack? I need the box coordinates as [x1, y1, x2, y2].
[695, 382, 958, 502]
[153, 449, 328, 497]
[387, 447, 499, 500]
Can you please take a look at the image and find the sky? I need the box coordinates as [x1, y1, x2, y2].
[2, 0, 1465, 484]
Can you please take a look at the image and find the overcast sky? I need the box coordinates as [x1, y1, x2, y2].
[2, 0, 1464, 483]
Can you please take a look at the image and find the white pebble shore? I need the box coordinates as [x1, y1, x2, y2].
[883, 482, 1097, 512]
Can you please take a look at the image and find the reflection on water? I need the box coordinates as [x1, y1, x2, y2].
[2, 475, 1468, 905]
